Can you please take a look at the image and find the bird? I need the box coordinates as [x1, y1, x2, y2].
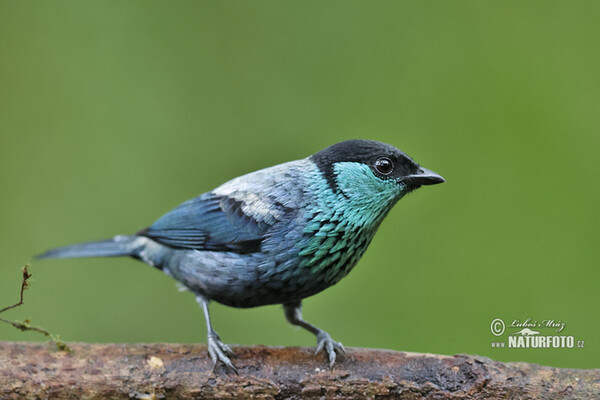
[37, 139, 444, 373]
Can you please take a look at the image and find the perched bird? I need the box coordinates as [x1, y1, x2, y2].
[38, 139, 444, 372]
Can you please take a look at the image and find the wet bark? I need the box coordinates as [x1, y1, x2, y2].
[1, 342, 598, 399]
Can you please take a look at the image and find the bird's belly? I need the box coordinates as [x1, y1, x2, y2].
[162, 234, 371, 308]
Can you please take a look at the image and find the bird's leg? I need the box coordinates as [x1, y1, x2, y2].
[283, 300, 346, 368]
[195, 295, 237, 374]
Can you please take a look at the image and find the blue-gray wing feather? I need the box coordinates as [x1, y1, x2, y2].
[140, 192, 288, 253]
[140, 160, 309, 253]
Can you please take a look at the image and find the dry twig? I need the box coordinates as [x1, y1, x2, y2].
[0, 265, 71, 351]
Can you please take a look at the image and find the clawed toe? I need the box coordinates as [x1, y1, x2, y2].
[220, 342, 235, 357]
[207, 334, 238, 374]
[315, 331, 345, 369]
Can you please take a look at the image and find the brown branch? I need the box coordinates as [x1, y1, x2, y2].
[0, 266, 71, 352]
[0, 342, 597, 399]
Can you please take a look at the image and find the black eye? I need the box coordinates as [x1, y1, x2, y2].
[374, 157, 393, 175]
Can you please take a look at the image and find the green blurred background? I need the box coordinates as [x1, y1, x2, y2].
[1, 1, 598, 370]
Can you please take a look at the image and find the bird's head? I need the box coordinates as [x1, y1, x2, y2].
[310, 139, 444, 213]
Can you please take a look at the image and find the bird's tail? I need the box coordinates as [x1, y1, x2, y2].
[36, 236, 140, 260]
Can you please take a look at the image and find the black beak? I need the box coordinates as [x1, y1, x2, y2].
[399, 167, 445, 187]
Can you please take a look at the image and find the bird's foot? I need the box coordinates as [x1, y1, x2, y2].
[315, 330, 346, 369]
[207, 332, 238, 374]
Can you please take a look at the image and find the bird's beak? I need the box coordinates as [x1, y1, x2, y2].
[399, 167, 445, 186]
